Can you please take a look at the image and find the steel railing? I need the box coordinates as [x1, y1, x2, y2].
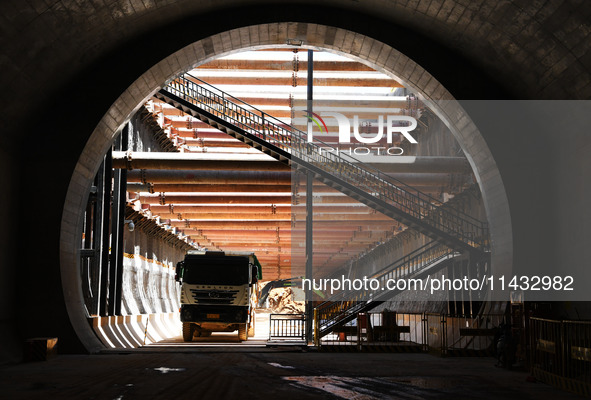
[314, 311, 504, 354]
[313, 241, 457, 338]
[530, 317, 591, 395]
[564, 320, 591, 384]
[444, 313, 504, 356]
[268, 313, 306, 341]
[317, 311, 425, 350]
[159, 74, 489, 252]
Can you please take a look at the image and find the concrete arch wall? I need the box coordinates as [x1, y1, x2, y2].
[121, 229, 184, 317]
[0, 1, 589, 361]
[91, 228, 186, 350]
[1, 1, 590, 134]
[60, 23, 511, 352]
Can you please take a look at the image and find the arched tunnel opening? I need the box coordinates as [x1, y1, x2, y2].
[3, 2, 591, 398]
[63, 28, 510, 352]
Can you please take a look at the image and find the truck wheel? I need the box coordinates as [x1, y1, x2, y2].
[238, 324, 248, 341]
[248, 317, 255, 337]
[182, 322, 194, 342]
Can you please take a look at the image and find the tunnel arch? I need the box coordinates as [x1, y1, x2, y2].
[60, 22, 512, 352]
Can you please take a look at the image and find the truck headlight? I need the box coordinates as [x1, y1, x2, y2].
[182, 308, 194, 321]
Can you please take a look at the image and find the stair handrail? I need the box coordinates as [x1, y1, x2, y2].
[168, 75, 469, 209]
[178, 74, 457, 209]
[315, 240, 452, 309]
[314, 241, 457, 334]
[162, 74, 489, 247]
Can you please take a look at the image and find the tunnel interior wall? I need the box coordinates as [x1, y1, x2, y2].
[414, 112, 463, 158]
[0, 147, 19, 363]
[0, 1, 589, 361]
[121, 229, 183, 317]
[127, 107, 178, 153]
[90, 225, 186, 349]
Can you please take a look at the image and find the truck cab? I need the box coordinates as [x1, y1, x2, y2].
[175, 250, 261, 341]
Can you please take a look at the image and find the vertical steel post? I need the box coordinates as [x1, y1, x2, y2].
[305, 49, 314, 344]
[108, 126, 128, 315]
[80, 177, 95, 312]
[88, 161, 103, 316]
[305, 171, 314, 343]
[99, 151, 112, 317]
[108, 165, 120, 314]
[313, 308, 320, 347]
[114, 141, 127, 315]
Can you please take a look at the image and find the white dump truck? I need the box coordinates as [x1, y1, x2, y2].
[175, 250, 261, 341]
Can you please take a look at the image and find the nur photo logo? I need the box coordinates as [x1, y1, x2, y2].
[302, 110, 419, 157]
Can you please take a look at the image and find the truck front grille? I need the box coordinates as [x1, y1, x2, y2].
[190, 289, 239, 305]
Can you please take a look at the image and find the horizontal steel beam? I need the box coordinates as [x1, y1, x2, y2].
[175, 221, 292, 229]
[127, 183, 292, 193]
[172, 220, 397, 229]
[148, 205, 292, 214]
[128, 170, 292, 184]
[186, 75, 402, 87]
[196, 60, 375, 72]
[112, 151, 287, 171]
[164, 213, 391, 221]
[180, 138, 250, 148]
[138, 194, 371, 205]
[139, 194, 292, 205]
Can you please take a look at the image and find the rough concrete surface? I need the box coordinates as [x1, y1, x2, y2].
[0, 347, 583, 400]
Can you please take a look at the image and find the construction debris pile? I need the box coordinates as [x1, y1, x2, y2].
[260, 287, 305, 314]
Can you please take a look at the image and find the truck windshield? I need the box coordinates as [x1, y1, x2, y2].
[182, 256, 249, 285]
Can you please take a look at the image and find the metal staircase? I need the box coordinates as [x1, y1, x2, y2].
[156, 74, 489, 254]
[314, 241, 460, 339]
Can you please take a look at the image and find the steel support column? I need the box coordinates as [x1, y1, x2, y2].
[108, 126, 128, 316]
[85, 159, 103, 317]
[305, 49, 314, 344]
[98, 151, 112, 317]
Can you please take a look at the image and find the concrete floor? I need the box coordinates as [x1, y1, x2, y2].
[1, 350, 585, 400]
[1, 314, 584, 399]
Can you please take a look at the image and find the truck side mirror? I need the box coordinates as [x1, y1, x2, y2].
[251, 265, 258, 284]
[175, 261, 184, 282]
